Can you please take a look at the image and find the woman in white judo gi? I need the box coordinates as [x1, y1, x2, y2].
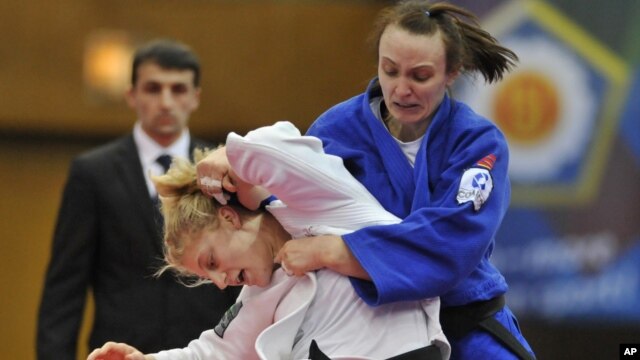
[87, 121, 449, 360]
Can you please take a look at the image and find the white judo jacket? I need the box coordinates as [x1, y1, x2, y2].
[152, 121, 450, 360]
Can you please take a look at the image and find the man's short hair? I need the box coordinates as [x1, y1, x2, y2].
[131, 39, 201, 87]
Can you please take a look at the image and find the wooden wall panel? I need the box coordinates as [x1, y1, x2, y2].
[0, 1, 384, 139]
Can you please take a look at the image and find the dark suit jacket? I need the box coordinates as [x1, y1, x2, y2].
[37, 134, 240, 360]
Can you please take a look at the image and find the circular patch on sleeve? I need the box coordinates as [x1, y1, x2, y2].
[456, 168, 493, 211]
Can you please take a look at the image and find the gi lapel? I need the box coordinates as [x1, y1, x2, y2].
[412, 94, 452, 211]
[363, 83, 415, 212]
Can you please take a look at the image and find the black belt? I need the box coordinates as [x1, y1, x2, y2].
[308, 339, 442, 360]
[440, 295, 535, 360]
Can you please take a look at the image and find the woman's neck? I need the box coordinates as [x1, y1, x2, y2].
[380, 102, 431, 142]
[258, 212, 291, 254]
[383, 114, 430, 142]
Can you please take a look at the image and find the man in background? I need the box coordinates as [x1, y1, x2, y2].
[37, 39, 240, 360]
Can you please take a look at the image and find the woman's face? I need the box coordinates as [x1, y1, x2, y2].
[378, 24, 458, 130]
[179, 208, 278, 289]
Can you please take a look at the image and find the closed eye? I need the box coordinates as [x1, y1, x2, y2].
[414, 74, 431, 82]
[383, 69, 398, 77]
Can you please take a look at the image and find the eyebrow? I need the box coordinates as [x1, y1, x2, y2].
[381, 57, 435, 71]
[380, 56, 397, 65]
[141, 79, 190, 86]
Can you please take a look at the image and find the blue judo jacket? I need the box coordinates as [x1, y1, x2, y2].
[307, 79, 510, 307]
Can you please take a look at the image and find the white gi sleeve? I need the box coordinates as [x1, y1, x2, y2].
[150, 298, 263, 360]
[225, 121, 383, 214]
[150, 273, 305, 360]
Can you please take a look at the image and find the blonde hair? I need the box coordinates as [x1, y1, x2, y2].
[152, 148, 220, 285]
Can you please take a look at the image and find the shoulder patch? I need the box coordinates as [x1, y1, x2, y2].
[214, 301, 243, 338]
[456, 167, 493, 211]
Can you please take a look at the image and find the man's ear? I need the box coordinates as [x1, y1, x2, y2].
[124, 86, 136, 110]
[218, 206, 242, 230]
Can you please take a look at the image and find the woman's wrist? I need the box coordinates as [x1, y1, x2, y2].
[319, 235, 370, 280]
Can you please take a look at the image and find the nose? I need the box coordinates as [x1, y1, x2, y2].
[209, 271, 228, 289]
[160, 88, 175, 108]
[395, 77, 412, 96]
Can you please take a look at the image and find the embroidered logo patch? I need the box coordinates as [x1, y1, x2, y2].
[456, 154, 495, 211]
[214, 301, 243, 338]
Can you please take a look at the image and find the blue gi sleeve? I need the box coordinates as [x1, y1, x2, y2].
[347, 127, 509, 306]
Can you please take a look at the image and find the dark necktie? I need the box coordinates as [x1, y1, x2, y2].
[153, 154, 172, 229]
[156, 154, 172, 174]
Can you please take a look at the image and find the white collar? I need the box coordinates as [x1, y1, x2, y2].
[133, 121, 191, 163]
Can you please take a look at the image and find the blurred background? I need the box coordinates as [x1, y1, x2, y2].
[0, 0, 637, 359]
